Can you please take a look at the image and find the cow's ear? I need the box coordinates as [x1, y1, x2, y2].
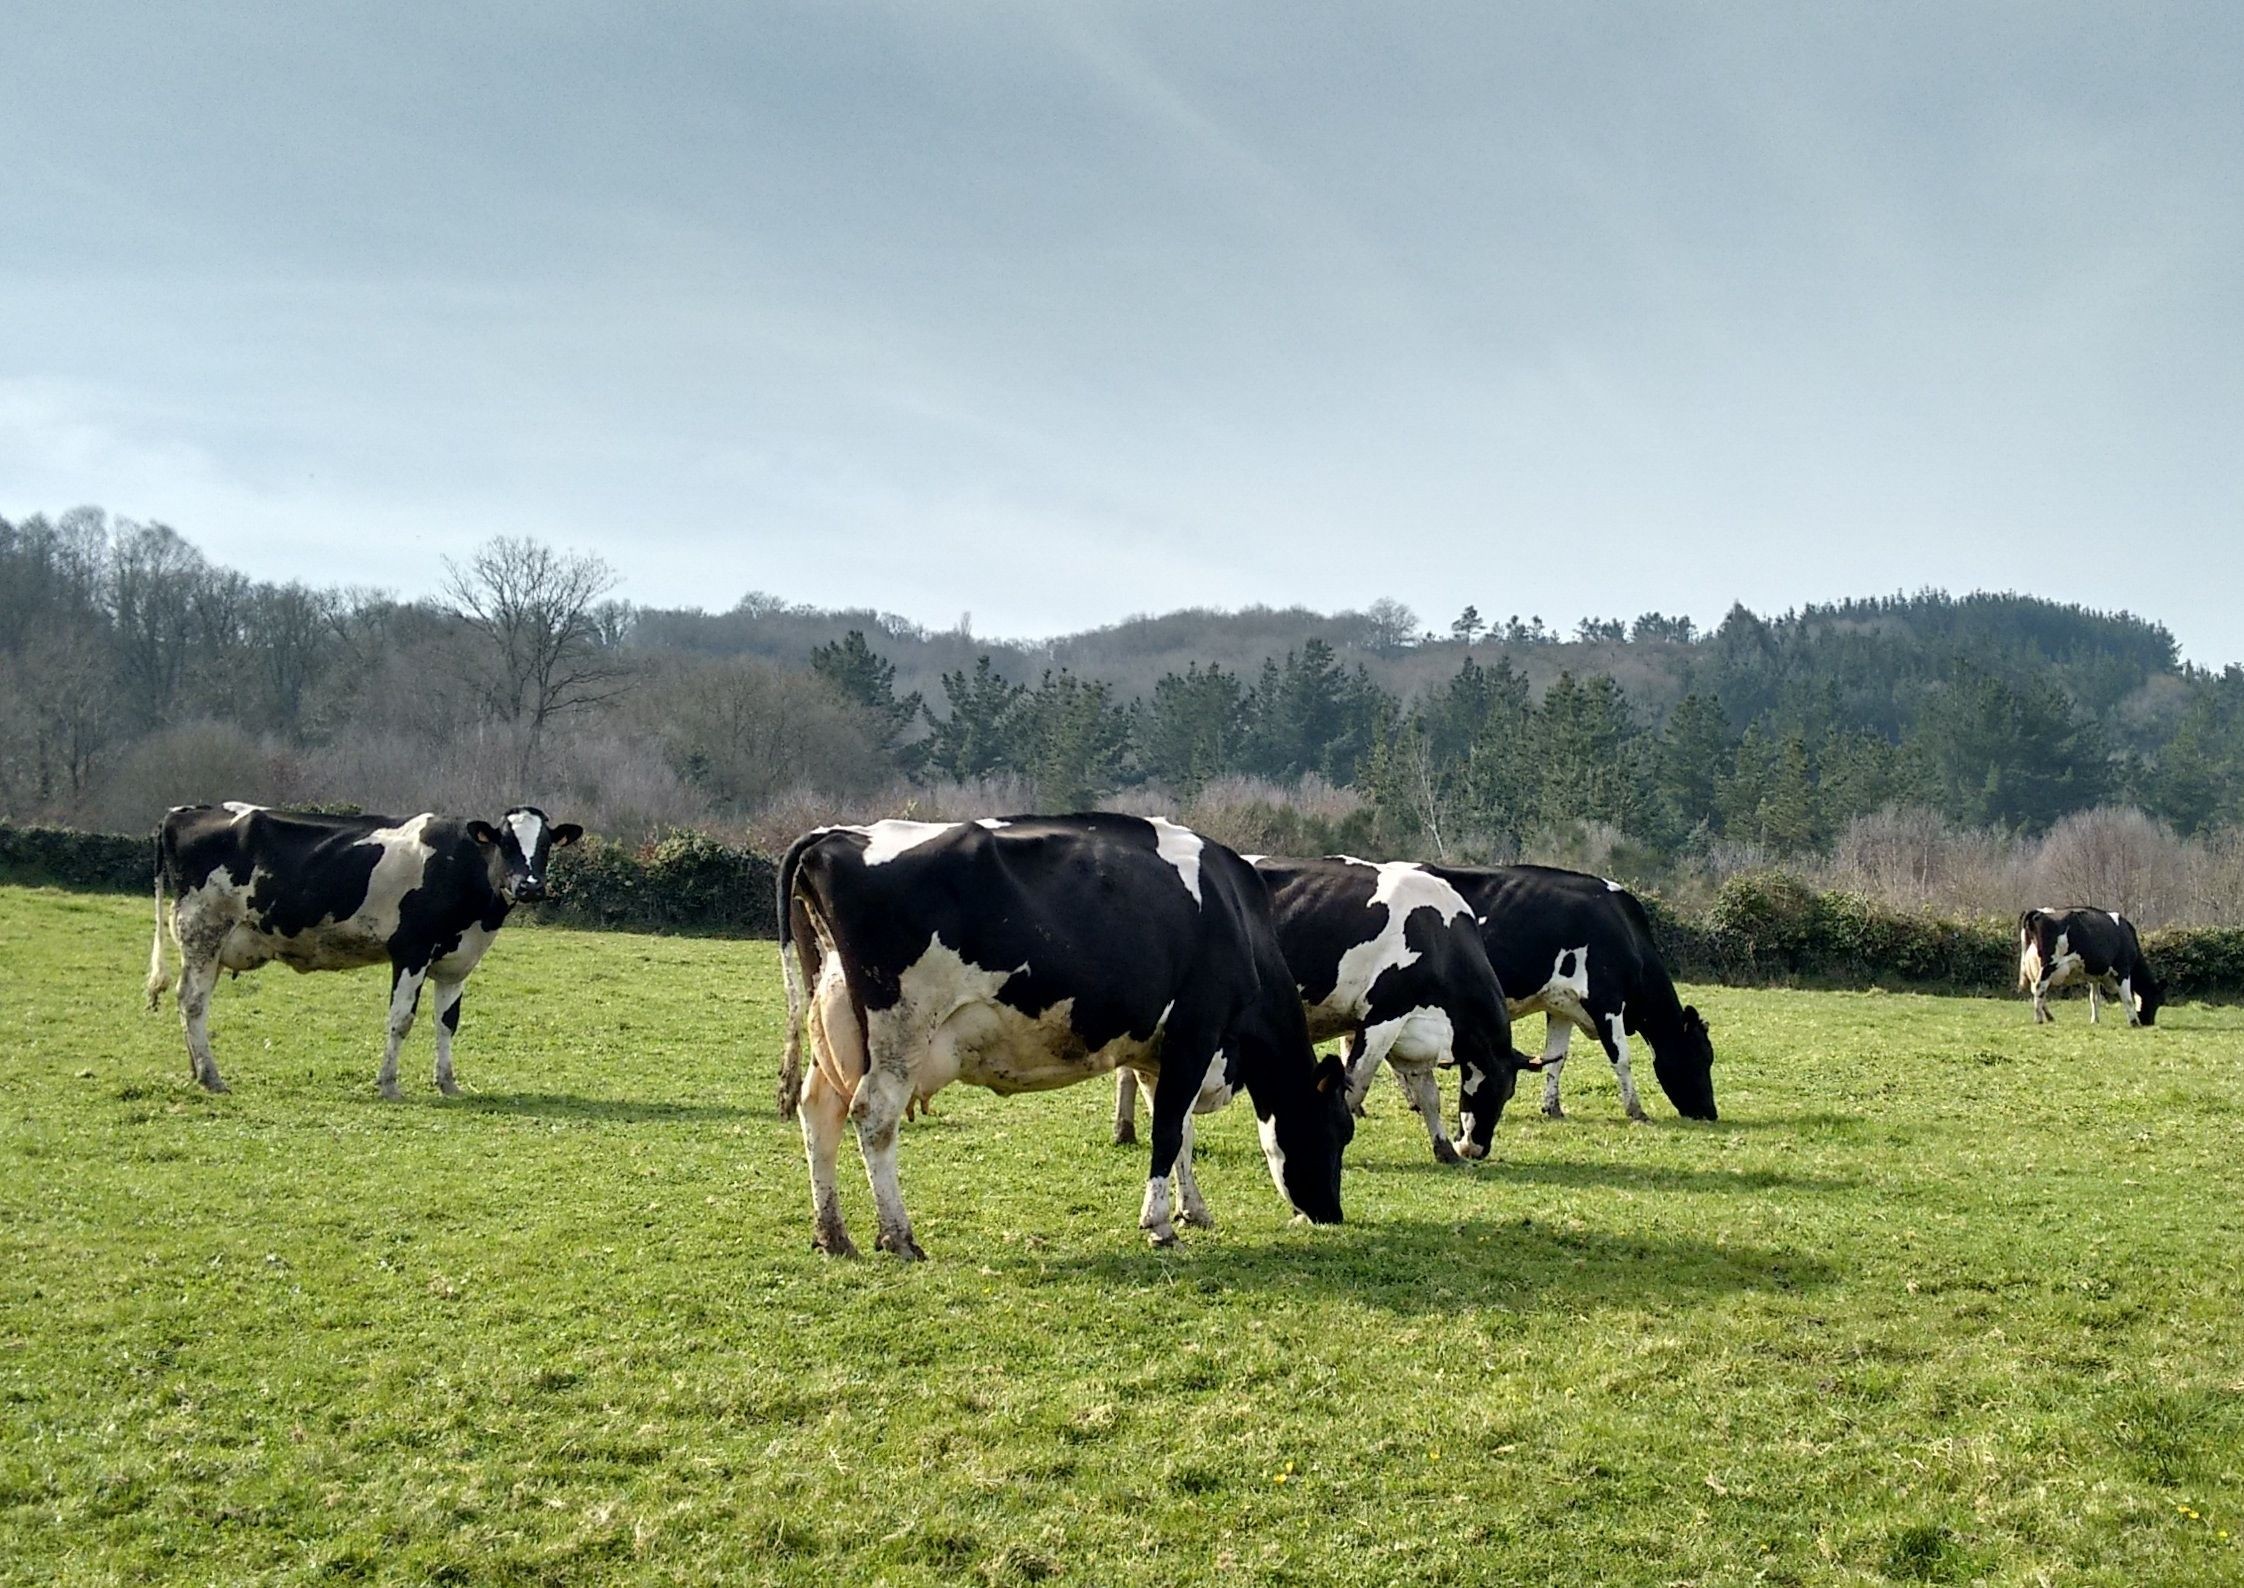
[1314, 1054, 1348, 1093]
[467, 821, 500, 848]
[552, 823, 584, 848]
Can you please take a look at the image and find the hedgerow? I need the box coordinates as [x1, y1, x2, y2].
[5, 821, 2237, 993]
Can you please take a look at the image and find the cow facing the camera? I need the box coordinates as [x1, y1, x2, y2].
[146, 802, 580, 1096]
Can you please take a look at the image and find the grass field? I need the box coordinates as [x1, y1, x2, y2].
[3, 883, 2241, 1586]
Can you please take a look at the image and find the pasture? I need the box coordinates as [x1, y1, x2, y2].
[3, 883, 2241, 1587]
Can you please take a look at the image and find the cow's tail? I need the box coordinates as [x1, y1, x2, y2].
[774, 830, 822, 1121]
[2016, 910, 2044, 991]
[144, 834, 171, 1012]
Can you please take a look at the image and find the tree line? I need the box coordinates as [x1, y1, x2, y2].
[6, 507, 2242, 868]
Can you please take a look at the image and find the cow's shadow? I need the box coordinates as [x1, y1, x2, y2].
[1375, 1157, 1859, 1196]
[449, 1090, 759, 1125]
[1021, 1214, 1829, 1317]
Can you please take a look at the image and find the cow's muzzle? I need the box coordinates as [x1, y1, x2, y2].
[512, 880, 548, 903]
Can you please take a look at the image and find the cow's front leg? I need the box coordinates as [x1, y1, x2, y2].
[1141, 1049, 1206, 1247]
[1539, 1017, 1574, 1117]
[430, 976, 467, 1095]
[378, 963, 426, 1100]
[850, 1065, 922, 1259]
[1168, 1111, 1221, 1229]
[2120, 975, 2142, 1026]
[1602, 1012, 1647, 1122]
[1344, 1026, 1400, 1118]
[177, 951, 228, 1093]
[1391, 1063, 1463, 1164]
[1113, 1067, 1140, 1146]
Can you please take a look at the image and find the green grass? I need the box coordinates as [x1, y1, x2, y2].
[3, 883, 2241, 1587]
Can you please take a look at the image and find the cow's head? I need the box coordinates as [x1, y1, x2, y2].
[2133, 969, 2165, 1027]
[467, 806, 583, 904]
[1651, 1004, 1718, 1120]
[1258, 1053, 1353, 1225]
[1453, 1045, 1545, 1161]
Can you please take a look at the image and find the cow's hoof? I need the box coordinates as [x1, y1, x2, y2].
[378, 1083, 403, 1102]
[1112, 1123, 1136, 1146]
[814, 1232, 860, 1259]
[196, 1074, 230, 1095]
[1541, 1104, 1565, 1121]
[876, 1230, 926, 1261]
[436, 1079, 461, 1098]
[1432, 1139, 1462, 1165]
[1179, 1206, 1216, 1230]
[1145, 1225, 1180, 1249]
[1625, 1110, 1649, 1125]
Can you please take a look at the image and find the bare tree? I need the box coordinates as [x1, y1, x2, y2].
[442, 536, 629, 770]
[1361, 597, 1420, 657]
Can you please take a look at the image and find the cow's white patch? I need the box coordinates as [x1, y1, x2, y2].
[1604, 877, 1623, 892]
[849, 820, 960, 866]
[975, 817, 1010, 830]
[1146, 817, 1205, 904]
[1508, 943, 1596, 1033]
[867, 932, 1170, 1105]
[1241, 853, 1267, 866]
[1257, 1111, 1288, 1202]
[222, 801, 267, 817]
[505, 809, 547, 859]
[2109, 910, 2125, 926]
[1319, 863, 1473, 1023]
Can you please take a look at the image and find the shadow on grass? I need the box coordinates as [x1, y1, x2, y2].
[1378, 1157, 1858, 1195]
[450, 1090, 758, 1124]
[1025, 1215, 1829, 1316]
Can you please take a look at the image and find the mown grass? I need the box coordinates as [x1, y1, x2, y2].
[3, 883, 2241, 1586]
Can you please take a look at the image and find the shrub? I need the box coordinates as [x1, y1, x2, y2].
[0, 823, 151, 891]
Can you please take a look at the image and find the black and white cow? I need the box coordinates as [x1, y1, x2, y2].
[1114, 855, 1541, 1163]
[1429, 864, 1717, 1123]
[774, 815, 1354, 1258]
[146, 802, 580, 1096]
[2018, 907, 2164, 1026]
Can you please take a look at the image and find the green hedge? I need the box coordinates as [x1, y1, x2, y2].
[0, 823, 151, 892]
[6, 821, 2240, 991]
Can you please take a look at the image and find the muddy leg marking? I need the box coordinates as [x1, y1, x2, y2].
[850, 1064, 921, 1259]
[177, 951, 227, 1093]
[798, 1069, 856, 1256]
[377, 965, 425, 1100]
[1113, 1067, 1140, 1145]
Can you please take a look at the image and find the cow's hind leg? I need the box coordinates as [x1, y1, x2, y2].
[798, 1067, 856, 1257]
[430, 976, 467, 1095]
[1392, 1063, 1463, 1164]
[1113, 1067, 1140, 1146]
[1538, 1017, 1574, 1118]
[850, 1064, 922, 1260]
[377, 963, 426, 1100]
[2089, 983, 2102, 1024]
[1600, 1011, 1647, 1123]
[2032, 974, 2055, 1024]
[177, 949, 228, 1093]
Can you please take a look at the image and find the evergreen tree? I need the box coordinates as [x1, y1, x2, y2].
[810, 629, 926, 774]
[1137, 662, 1247, 795]
[1014, 670, 1132, 809]
[1652, 692, 1731, 841]
[1919, 667, 2109, 828]
[922, 656, 1024, 781]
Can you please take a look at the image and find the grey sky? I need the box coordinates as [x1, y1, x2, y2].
[6, 3, 2240, 661]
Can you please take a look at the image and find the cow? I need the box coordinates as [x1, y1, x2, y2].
[145, 802, 580, 1096]
[2018, 907, 2164, 1026]
[773, 815, 1355, 1258]
[1113, 854, 1542, 1164]
[1428, 864, 1717, 1123]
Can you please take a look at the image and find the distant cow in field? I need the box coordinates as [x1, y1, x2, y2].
[1431, 864, 1717, 1123]
[146, 803, 580, 1095]
[2018, 907, 2164, 1026]
[1115, 854, 1541, 1163]
[774, 815, 1354, 1257]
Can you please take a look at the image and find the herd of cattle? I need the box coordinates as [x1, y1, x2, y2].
[142, 803, 2165, 1259]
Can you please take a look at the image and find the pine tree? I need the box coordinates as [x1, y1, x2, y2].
[922, 656, 1024, 781]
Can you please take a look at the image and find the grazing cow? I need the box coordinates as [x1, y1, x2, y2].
[774, 815, 1354, 1257]
[2018, 907, 2164, 1026]
[146, 802, 580, 1096]
[1429, 864, 1717, 1122]
[1114, 855, 1541, 1163]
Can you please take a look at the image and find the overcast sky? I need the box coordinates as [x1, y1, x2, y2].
[5, 3, 2240, 661]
